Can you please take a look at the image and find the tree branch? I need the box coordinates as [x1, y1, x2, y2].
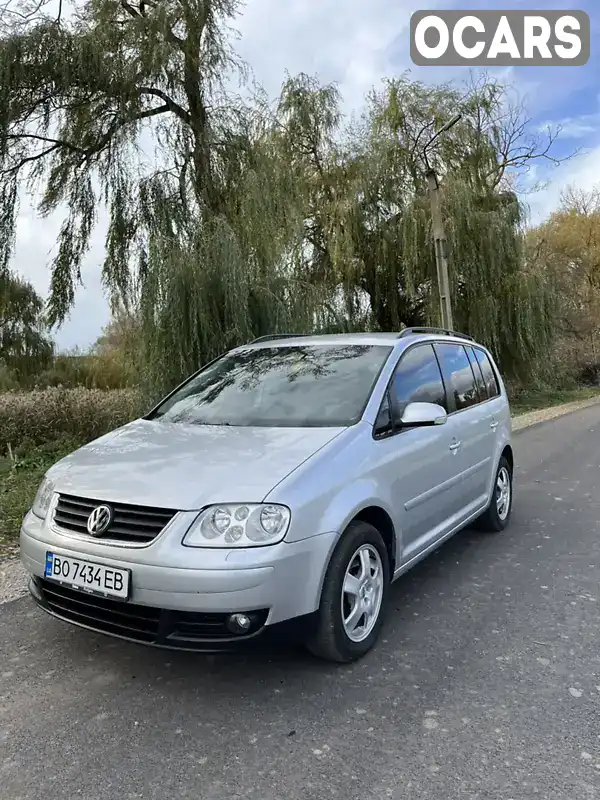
[0, 0, 46, 22]
[120, 0, 142, 18]
[5, 132, 85, 153]
[3, 143, 60, 175]
[3, 102, 173, 176]
[90, 102, 173, 155]
[138, 87, 191, 125]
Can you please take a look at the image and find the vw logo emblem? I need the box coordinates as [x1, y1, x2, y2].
[87, 505, 113, 536]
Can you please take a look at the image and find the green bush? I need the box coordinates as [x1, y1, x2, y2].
[0, 387, 143, 454]
[0, 363, 19, 392]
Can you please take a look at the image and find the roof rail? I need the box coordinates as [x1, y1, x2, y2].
[249, 333, 310, 344]
[398, 327, 474, 341]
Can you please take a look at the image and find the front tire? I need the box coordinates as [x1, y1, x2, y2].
[477, 455, 513, 532]
[306, 520, 390, 663]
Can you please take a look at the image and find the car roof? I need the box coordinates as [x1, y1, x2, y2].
[242, 331, 478, 349]
[244, 333, 401, 348]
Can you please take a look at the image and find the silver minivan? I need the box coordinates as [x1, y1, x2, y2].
[21, 329, 513, 662]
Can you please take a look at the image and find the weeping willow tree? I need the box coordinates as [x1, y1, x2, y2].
[0, 270, 54, 381]
[138, 106, 331, 394]
[0, 0, 566, 393]
[0, 0, 335, 395]
[274, 72, 562, 381]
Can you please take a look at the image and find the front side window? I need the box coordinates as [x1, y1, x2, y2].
[390, 344, 447, 415]
[149, 344, 392, 428]
[434, 343, 479, 412]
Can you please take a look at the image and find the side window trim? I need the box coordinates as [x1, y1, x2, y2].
[372, 342, 447, 439]
[465, 345, 487, 403]
[372, 339, 502, 436]
[434, 341, 481, 415]
[373, 389, 394, 439]
[373, 352, 404, 439]
[433, 343, 456, 414]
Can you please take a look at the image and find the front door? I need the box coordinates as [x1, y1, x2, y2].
[376, 343, 469, 562]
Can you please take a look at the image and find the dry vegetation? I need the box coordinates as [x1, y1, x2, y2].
[0, 387, 142, 453]
[0, 386, 143, 556]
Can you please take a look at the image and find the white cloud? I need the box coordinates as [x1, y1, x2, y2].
[549, 117, 598, 139]
[537, 101, 600, 141]
[526, 144, 600, 223]
[235, 0, 425, 110]
[14, 197, 110, 350]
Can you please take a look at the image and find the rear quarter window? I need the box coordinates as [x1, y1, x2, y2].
[474, 349, 501, 399]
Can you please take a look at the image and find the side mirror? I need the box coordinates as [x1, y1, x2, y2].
[400, 401, 447, 428]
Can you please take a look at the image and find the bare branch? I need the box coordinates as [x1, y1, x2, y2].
[5, 132, 85, 153]
[137, 87, 191, 125]
[0, 0, 46, 22]
[120, 0, 142, 18]
[3, 101, 173, 178]
[3, 143, 60, 174]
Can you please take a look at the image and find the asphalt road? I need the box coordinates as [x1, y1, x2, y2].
[2, 407, 600, 800]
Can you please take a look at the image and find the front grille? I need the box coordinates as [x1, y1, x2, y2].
[34, 578, 268, 648]
[53, 494, 177, 545]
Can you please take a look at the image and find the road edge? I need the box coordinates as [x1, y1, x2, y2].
[511, 395, 600, 434]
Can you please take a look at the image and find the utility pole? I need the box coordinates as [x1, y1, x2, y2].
[422, 114, 461, 332]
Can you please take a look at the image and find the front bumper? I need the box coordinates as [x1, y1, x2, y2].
[21, 510, 338, 647]
[28, 576, 317, 651]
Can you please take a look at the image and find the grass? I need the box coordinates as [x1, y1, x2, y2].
[0, 440, 75, 558]
[1, 386, 599, 559]
[510, 387, 600, 415]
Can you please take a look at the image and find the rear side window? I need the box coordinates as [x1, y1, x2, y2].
[465, 345, 487, 401]
[474, 348, 500, 399]
[391, 344, 446, 413]
[434, 343, 479, 411]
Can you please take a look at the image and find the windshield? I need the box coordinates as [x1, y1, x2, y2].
[149, 344, 392, 428]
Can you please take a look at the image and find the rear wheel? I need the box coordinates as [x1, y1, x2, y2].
[306, 520, 390, 663]
[477, 455, 513, 532]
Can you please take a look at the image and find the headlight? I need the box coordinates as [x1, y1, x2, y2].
[183, 504, 291, 548]
[32, 476, 56, 520]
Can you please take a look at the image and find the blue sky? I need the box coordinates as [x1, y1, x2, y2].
[13, 0, 600, 350]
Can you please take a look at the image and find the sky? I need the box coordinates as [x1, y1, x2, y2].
[11, 0, 600, 350]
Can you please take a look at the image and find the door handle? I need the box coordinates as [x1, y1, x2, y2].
[449, 441, 461, 451]
[490, 421, 499, 430]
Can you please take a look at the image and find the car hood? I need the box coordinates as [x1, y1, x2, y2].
[47, 419, 344, 510]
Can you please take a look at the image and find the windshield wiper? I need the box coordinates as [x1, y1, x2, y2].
[193, 420, 233, 426]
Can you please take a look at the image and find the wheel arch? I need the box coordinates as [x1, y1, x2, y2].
[502, 444, 514, 472]
[315, 504, 398, 608]
[351, 506, 397, 574]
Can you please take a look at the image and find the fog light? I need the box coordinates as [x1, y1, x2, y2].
[227, 613, 252, 635]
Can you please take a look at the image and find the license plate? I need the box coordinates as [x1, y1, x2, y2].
[44, 552, 130, 600]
